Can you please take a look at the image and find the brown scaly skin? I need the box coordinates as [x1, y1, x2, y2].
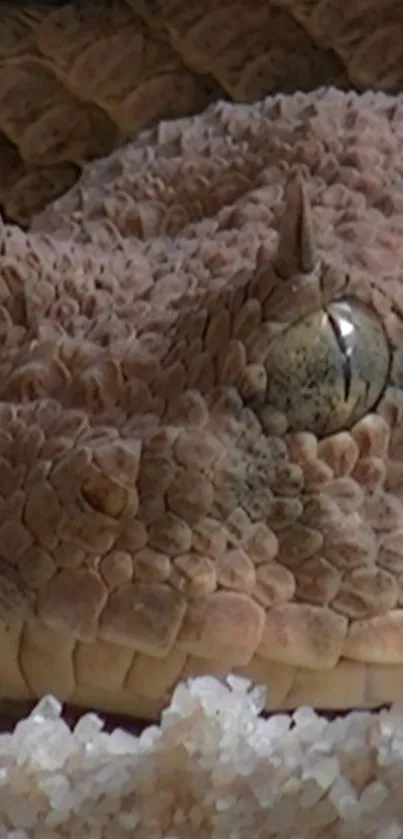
[2, 83, 403, 721]
[274, 0, 403, 91]
[4, 0, 403, 227]
[0, 0, 347, 225]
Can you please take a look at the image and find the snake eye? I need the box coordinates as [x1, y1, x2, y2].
[256, 173, 392, 439]
[264, 298, 391, 437]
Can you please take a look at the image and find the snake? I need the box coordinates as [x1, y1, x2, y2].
[0, 0, 403, 725]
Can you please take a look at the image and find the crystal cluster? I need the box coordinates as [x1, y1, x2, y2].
[0, 679, 400, 837]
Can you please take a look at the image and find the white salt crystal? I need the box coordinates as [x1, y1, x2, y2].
[292, 707, 328, 742]
[252, 776, 277, 808]
[94, 762, 130, 794]
[138, 724, 161, 751]
[0, 767, 9, 788]
[281, 778, 301, 796]
[388, 737, 403, 764]
[328, 777, 360, 819]
[376, 822, 403, 839]
[40, 772, 71, 809]
[188, 803, 203, 830]
[342, 712, 373, 753]
[74, 713, 104, 743]
[236, 745, 258, 777]
[39, 727, 75, 771]
[45, 807, 72, 828]
[226, 675, 250, 694]
[108, 727, 139, 755]
[0, 734, 13, 756]
[302, 756, 340, 791]
[94, 795, 121, 816]
[190, 676, 229, 703]
[162, 682, 200, 725]
[359, 780, 388, 812]
[300, 779, 325, 808]
[5, 795, 38, 829]
[248, 684, 266, 715]
[31, 695, 62, 722]
[117, 811, 140, 830]
[212, 761, 237, 786]
[215, 795, 237, 811]
[263, 795, 299, 831]
[263, 715, 291, 740]
[293, 706, 317, 726]
[378, 713, 396, 740]
[198, 752, 220, 771]
[14, 717, 74, 771]
[307, 737, 332, 757]
[172, 807, 187, 825]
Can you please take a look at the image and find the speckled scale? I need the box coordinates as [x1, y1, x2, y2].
[253, 560, 295, 607]
[277, 524, 323, 568]
[295, 555, 341, 606]
[323, 517, 378, 570]
[186, 350, 216, 391]
[287, 432, 334, 491]
[191, 516, 227, 558]
[38, 568, 108, 641]
[67, 30, 146, 109]
[351, 415, 391, 460]
[138, 452, 177, 510]
[378, 530, 403, 574]
[216, 547, 256, 591]
[165, 389, 209, 427]
[232, 298, 262, 342]
[36, 2, 133, 72]
[365, 492, 403, 533]
[93, 439, 142, 485]
[24, 480, 63, 552]
[317, 432, 360, 475]
[217, 340, 247, 388]
[166, 466, 214, 524]
[100, 582, 187, 655]
[321, 477, 364, 515]
[172, 553, 216, 597]
[18, 545, 55, 590]
[332, 567, 398, 619]
[178, 589, 265, 665]
[132, 548, 171, 583]
[99, 549, 134, 589]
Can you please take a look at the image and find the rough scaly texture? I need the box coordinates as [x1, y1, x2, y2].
[3, 0, 403, 225]
[274, 0, 403, 90]
[0, 0, 349, 224]
[0, 87, 403, 718]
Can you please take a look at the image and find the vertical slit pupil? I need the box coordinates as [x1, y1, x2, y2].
[327, 311, 352, 402]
